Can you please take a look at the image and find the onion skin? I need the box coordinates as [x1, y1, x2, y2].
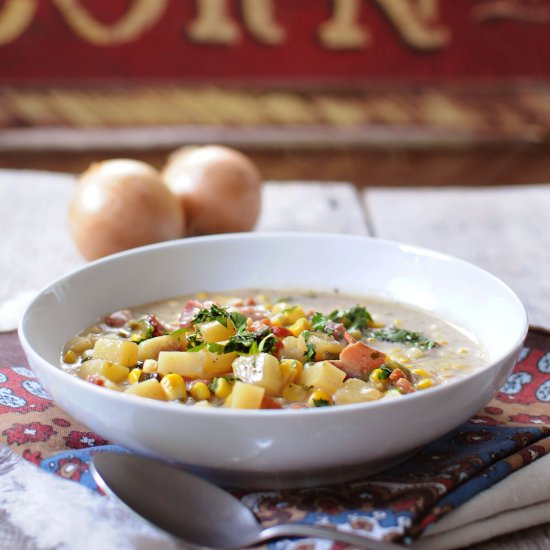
[162, 145, 262, 236]
[69, 159, 184, 261]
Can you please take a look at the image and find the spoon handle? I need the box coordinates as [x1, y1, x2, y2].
[257, 523, 404, 549]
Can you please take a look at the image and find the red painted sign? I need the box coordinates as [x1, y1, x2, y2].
[0, 0, 549, 83]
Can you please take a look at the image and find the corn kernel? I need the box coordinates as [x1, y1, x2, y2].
[417, 378, 434, 390]
[412, 368, 430, 378]
[142, 359, 158, 373]
[308, 389, 332, 407]
[63, 350, 78, 364]
[369, 368, 383, 382]
[289, 318, 311, 336]
[161, 373, 187, 400]
[212, 377, 233, 399]
[128, 368, 142, 384]
[190, 381, 211, 401]
[271, 304, 306, 325]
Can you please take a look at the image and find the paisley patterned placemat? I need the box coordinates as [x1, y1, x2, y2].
[0, 327, 549, 545]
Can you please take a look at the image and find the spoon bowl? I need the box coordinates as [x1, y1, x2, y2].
[91, 451, 404, 550]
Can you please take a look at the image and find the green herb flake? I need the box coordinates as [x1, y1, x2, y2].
[302, 331, 316, 362]
[311, 312, 330, 332]
[207, 342, 226, 355]
[224, 326, 276, 356]
[369, 327, 438, 350]
[328, 305, 373, 332]
[229, 311, 247, 331]
[192, 304, 231, 328]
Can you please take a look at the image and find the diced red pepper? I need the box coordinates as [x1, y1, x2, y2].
[260, 395, 283, 409]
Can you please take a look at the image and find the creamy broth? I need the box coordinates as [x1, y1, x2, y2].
[61, 290, 486, 409]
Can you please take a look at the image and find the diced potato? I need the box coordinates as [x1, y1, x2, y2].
[232, 353, 283, 396]
[304, 332, 345, 360]
[158, 349, 236, 380]
[124, 378, 167, 400]
[334, 378, 383, 405]
[229, 381, 265, 409]
[204, 351, 237, 378]
[93, 338, 138, 367]
[297, 361, 346, 394]
[138, 334, 185, 361]
[279, 359, 303, 385]
[198, 320, 236, 342]
[158, 350, 206, 378]
[64, 335, 93, 355]
[78, 359, 130, 383]
[282, 382, 309, 403]
[279, 336, 307, 362]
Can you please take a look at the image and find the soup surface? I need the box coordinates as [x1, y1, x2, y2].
[61, 290, 486, 409]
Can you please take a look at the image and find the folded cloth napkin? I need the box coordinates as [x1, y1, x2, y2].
[1, 327, 549, 549]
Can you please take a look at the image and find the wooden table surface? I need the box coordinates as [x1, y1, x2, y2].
[2, 169, 549, 549]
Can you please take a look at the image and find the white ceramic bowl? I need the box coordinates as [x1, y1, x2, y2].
[19, 233, 528, 488]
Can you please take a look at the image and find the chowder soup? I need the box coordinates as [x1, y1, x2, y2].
[61, 290, 486, 409]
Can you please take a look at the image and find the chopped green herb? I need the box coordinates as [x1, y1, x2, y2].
[368, 327, 438, 350]
[192, 304, 231, 328]
[186, 341, 206, 352]
[206, 342, 226, 355]
[224, 327, 277, 355]
[229, 311, 247, 331]
[301, 331, 316, 362]
[328, 305, 373, 332]
[311, 312, 330, 332]
[169, 327, 189, 337]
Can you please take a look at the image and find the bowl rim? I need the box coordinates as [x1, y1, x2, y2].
[18, 231, 529, 419]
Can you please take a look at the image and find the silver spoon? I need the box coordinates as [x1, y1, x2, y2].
[91, 452, 404, 550]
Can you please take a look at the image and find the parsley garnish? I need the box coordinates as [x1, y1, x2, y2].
[328, 306, 373, 332]
[311, 312, 330, 332]
[192, 304, 232, 327]
[368, 327, 438, 350]
[229, 311, 247, 331]
[224, 327, 277, 355]
[301, 331, 316, 362]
